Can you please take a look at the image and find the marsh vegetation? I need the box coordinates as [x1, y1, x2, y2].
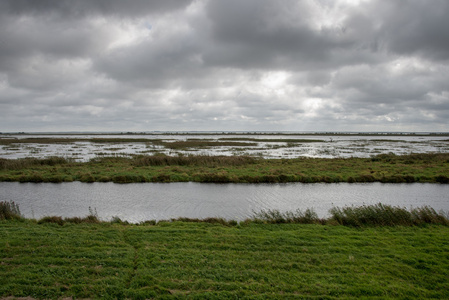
[1, 153, 448, 184]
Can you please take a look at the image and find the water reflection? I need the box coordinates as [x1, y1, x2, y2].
[1, 182, 448, 223]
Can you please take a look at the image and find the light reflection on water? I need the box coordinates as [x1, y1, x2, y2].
[1, 182, 448, 223]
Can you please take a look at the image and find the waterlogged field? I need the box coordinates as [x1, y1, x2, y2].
[1, 220, 448, 299]
[1, 133, 448, 161]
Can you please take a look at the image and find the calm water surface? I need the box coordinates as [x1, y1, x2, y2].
[1, 182, 448, 222]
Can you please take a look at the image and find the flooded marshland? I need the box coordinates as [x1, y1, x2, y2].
[1, 133, 448, 161]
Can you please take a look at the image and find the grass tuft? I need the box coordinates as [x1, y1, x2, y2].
[171, 217, 237, 226]
[249, 208, 323, 224]
[0, 201, 22, 220]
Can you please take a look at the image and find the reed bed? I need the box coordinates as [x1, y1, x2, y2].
[0, 156, 71, 170]
[329, 203, 449, 226]
[132, 154, 256, 167]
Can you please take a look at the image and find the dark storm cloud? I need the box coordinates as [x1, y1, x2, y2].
[374, 0, 449, 60]
[0, 0, 193, 18]
[0, 0, 448, 132]
[202, 0, 353, 70]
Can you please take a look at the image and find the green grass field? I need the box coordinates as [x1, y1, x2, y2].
[1, 220, 448, 299]
[1, 153, 448, 183]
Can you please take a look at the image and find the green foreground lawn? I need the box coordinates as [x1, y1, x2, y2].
[1, 221, 448, 299]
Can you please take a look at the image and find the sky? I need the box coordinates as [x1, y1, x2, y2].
[1, 0, 448, 133]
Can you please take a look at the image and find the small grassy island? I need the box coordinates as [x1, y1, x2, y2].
[1, 152, 448, 183]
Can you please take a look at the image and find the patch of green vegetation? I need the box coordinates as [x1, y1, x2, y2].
[1, 153, 448, 183]
[1, 218, 448, 298]
[219, 137, 325, 143]
[151, 140, 258, 149]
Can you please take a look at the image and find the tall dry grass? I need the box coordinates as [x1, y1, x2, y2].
[132, 154, 256, 167]
[329, 203, 449, 226]
[0, 157, 71, 170]
[0, 201, 22, 220]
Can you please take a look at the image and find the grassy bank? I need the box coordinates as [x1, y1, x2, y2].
[1, 219, 448, 299]
[0, 153, 448, 183]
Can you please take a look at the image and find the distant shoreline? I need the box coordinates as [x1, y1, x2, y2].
[2, 131, 449, 136]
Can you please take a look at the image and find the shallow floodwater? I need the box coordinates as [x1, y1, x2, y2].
[1, 133, 448, 161]
[1, 182, 448, 222]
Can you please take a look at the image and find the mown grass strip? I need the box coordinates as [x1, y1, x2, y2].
[0, 219, 448, 299]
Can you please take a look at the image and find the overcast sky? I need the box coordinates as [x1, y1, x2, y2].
[1, 0, 448, 132]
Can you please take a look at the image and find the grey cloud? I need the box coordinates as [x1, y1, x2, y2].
[0, 0, 193, 18]
[202, 0, 352, 70]
[0, 0, 448, 132]
[345, 1, 449, 61]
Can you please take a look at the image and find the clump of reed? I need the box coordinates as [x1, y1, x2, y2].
[371, 152, 449, 163]
[0, 201, 22, 220]
[249, 208, 324, 224]
[37, 206, 100, 225]
[0, 156, 71, 170]
[132, 154, 256, 167]
[171, 217, 238, 226]
[329, 203, 449, 227]
[37, 215, 101, 226]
